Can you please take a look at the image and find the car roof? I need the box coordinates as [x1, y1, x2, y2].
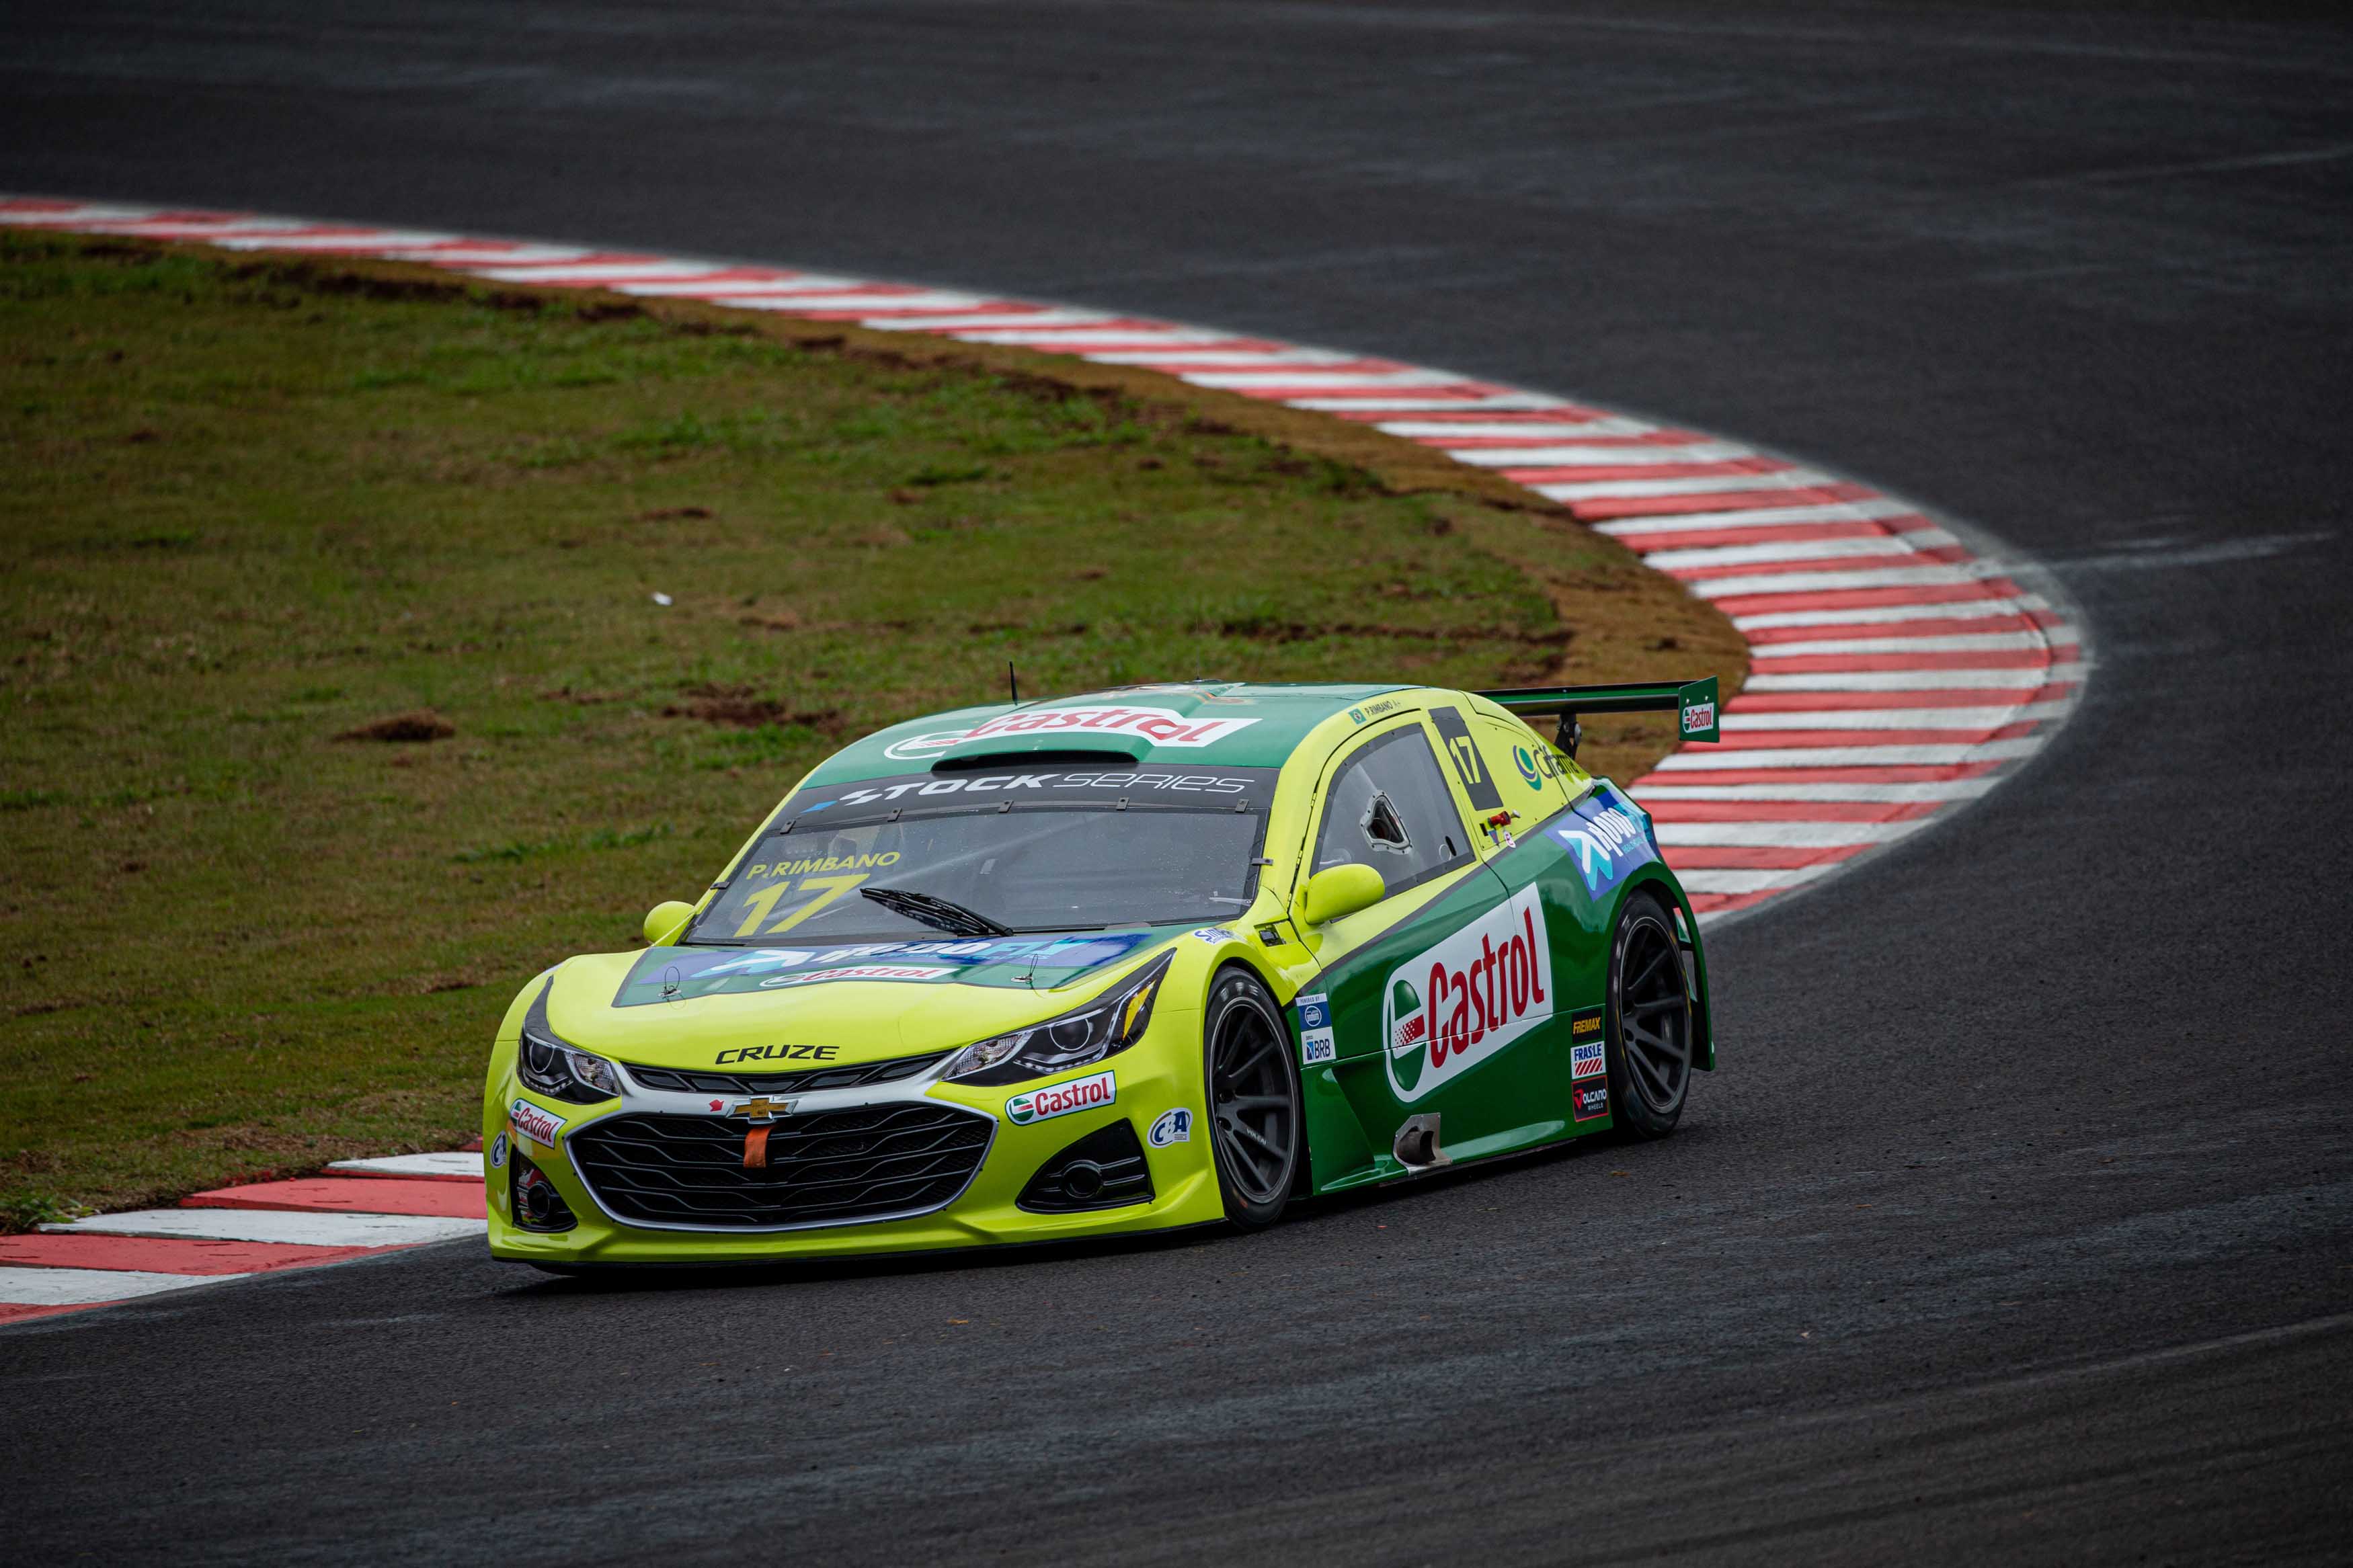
[798, 682, 1428, 783]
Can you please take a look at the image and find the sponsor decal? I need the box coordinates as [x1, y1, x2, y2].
[619, 932, 1164, 1005]
[1189, 925, 1238, 946]
[509, 1099, 567, 1149]
[1569, 1004, 1606, 1077]
[741, 850, 902, 878]
[1347, 697, 1404, 726]
[1429, 706, 1505, 812]
[1301, 1029, 1336, 1065]
[1513, 745, 1543, 790]
[884, 706, 1261, 760]
[1148, 1108, 1193, 1147]
[759, 964, 954, 989]
[1005, 1069, 1116, 1126]
[1298, 989, 1337, 1063]
[1681, 700, 1716, 736]
[1574, 1081, 1611, 1122]
[714, 1042, 842, 1066]
[832, 769, 1253, 809]
[883, 729, 977, 761]
[1297, 992, 1330, 1031]
[1382, 886, 1554, 1102]
[1550, 786, 1656, 899]
[487, 1131, 508, 1170]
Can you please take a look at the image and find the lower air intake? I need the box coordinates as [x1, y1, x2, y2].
[1017, 1120, 1154, 1214]
[570, 1104, 992, 1230]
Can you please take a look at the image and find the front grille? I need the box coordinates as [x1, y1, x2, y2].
[569, 1104, 992, 1229]
[621, 1050, 948, 1098]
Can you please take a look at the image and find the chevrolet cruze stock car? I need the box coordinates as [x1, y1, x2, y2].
[485, 678, 1722, 1269]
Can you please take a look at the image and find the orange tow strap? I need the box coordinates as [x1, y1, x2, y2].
[743, 1124, 771, 1169]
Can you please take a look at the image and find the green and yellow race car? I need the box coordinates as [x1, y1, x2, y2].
[483, 679, 1721, 1269]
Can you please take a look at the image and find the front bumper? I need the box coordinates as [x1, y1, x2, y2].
[483, 1011, 1222, 1265]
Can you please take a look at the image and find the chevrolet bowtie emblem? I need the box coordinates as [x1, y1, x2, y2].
[734, 1096, 797, 1123]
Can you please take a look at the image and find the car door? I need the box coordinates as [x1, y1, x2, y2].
[1295, 715, 1560, 1170]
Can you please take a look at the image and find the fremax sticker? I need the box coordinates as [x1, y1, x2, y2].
[1148, 1108, 1193, 1147]
[510, 1100, 567, 1149]
[1382, 886, 1554, 1103]
[1569, 1006, 1606, 1080]
[1005, 1070, 1116, 1126]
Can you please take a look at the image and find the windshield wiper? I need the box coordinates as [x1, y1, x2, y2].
[860, 885, 1012, 938]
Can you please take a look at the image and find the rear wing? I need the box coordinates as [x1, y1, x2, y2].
[1474, 676, 1720, 757]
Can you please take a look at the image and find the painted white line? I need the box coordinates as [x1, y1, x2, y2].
[1642, 532, 1958, 573]
[385, 243, 601, 265]
[327, 1153, 487, 1180]
[1, 203, 164, 225]
[1674, 863, 1851, 895]
[1687, 564, 2003, 598]
[46, 1209, 484, 1246]
[1375, 418, 1656, 440]
[711, 289, 997, 313]
[1078, 347, 1365, 368]
[463, 260, 756, 283]
[1590, 497, 1922, 536]
[1536, 470, 1835, 502]
[1657, 821, 1922, 848]
[1720, 702, 2071, 731]
[1732, 595, 2048, 630]
[873, 309, 1121, 331]
[608, 273, 867, 296]
[1653, 738, 2048, 770]
[1745, 665, 2087, 691]
[1751, 630, 2069, 657]
[948, 328, 1221, 347]
[1283, 393, 1572, 411]
[1632, 780, 2003, 803]
[0, 1266, 246, 1305]
[212, 231, 457, 251]
[1443, 441, 1753, 468]
[1178, 368, 1468, 390]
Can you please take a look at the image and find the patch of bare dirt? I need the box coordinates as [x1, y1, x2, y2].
[335, 710, 456, 743]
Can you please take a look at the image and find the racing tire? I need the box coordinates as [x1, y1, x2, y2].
[1203, 966, 1304, 1228]
[1605, 888, 1694, 1140]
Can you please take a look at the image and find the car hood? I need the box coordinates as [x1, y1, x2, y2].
[538, 930, 1191, 1069]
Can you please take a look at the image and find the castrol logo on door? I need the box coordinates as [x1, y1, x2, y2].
[1382, 886, 1554, 1103]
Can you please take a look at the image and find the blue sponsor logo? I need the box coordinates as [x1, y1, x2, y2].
[1298, 992, 1330, 1031]
[1550, 785, 1657, 898]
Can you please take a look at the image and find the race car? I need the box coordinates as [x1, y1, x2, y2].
[484, 678, 1721, 1268]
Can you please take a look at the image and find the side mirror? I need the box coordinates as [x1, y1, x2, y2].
[1298, 864, 1384, 927]
[643, 900, 697, 946]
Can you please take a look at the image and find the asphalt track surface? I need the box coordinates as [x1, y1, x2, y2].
[5, 4, 2351, 1563]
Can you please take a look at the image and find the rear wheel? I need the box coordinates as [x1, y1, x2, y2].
[1203, 967, 1304, 1227]
[1605, 889, 1693, 1139]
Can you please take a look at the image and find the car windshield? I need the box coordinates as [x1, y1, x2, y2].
[687, 764, 1275, 944]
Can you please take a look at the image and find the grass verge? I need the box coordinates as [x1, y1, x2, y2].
[0, 230, 1744, 1219]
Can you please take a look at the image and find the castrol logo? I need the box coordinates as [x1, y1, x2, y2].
[1382, 886, 1553, 1104]
[1005, 1069, 1117, 1125]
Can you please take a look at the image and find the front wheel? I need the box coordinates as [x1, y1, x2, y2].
[1203, 967, 1304, 1227]
[1605, 888, 1694, 1139]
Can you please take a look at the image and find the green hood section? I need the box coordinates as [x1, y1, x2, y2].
[797, 683, 1411, 784]
[613, 932, 1170, 1006]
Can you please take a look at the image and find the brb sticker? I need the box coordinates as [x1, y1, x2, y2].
[1148, 1108, 1193, 1147]
[1297, 992, 1335, 1065]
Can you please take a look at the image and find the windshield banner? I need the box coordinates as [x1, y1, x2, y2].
[614, 933, 1167, 1006]
[780, 766, 1277, 821]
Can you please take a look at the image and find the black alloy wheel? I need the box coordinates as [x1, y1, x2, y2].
[1605, 889, 1694, 1139]
[1203, 967, 1304, 1227]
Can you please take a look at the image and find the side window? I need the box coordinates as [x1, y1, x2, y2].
[1313, 728, 1473, 895]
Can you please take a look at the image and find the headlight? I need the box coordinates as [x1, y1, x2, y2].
[515, 983, 624, 1104]
[943, 952, 1174, 1086]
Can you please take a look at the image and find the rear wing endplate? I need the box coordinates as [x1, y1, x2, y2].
[1474, 676, 1720, 756]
